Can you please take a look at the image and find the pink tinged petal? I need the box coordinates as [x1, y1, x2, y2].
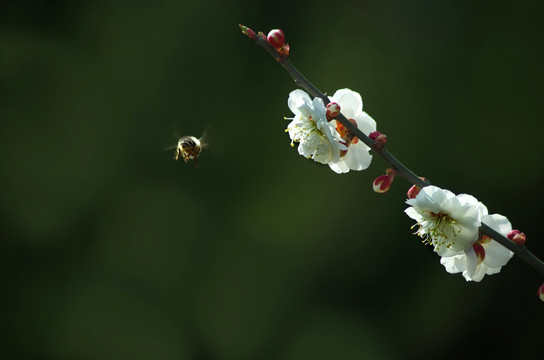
[440, 255, 466, 274]
[482, 241, 514, 268]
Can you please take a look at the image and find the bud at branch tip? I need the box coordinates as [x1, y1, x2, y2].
[239, 24, 258, 40]
[266, 29, 289, 58]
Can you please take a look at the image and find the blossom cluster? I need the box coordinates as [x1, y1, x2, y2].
[285, 89, 376, 174]
[241, 25, 538, 297]
[405, 185, 514, 282]
[284, 89, 516, 283]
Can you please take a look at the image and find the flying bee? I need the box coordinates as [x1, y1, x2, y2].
[174, 134, 206, 166]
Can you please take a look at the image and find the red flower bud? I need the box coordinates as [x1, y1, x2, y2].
[267, 29, 285, 48]
[407, 177, 427, 199]
[507, 230, 526, 246]
[326, 102, 341, 121]
[373, 168, 397, 194]
[369, 131, 387, 149]
[369, 131, 381, 141]
[373, 175, 392, 193]
[407, 185, 420, 199]
[538, 283, 544, 302]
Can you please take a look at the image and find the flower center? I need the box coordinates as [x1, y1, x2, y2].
[335, 119, 359, 148]
[412, 211, 462, 250]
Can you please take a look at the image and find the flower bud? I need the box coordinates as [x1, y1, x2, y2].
[369, 131, 387, 149]
[407, 177, 428, 199]
[473, 243, 485, 265]
[373, 175, 391, 193]
[373, 168, 396, 194]
[407, 185, 420, 199]
[538, 283, 544, 302]
[369, 131, 382, 141]
[326, 102, 341, 121]
[267, 29, 285, 48]
[239, 24, 258, 40]
[278, 43, 290, 58]
[507, 229, 526, 246]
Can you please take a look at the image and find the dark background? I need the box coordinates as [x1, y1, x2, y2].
[1, 0, 543, 359]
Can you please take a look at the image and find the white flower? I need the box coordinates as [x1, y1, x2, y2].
[440, 214, 514, 282]
[405, 185, 487, 256]
[286, 90, 346, 164]
[327, 89, 377, 174]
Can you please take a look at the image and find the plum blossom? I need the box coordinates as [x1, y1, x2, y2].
[440, 214, 514, 282]
[327, 89, 377, 173]
[286, 89, 346, 164]
[405, 185, 487, 256]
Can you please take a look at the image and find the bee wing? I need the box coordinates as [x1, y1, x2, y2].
[198, 125, 223, 156]
[199, 126, 209, 148]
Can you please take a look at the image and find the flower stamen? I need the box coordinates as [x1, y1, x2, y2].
[412, 211, 462, 250]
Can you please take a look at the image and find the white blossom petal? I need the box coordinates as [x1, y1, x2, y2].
[330, 88, 362, 119]
[438, 212, 515, 282]
[463, 246, 478, 280]
[440, 255, 466, 274]
[353, 111, 377, 136]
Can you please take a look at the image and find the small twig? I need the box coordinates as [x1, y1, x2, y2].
[240, 25, 544, 277]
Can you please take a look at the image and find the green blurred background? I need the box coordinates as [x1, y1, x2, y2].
[1, 0, 543, 359]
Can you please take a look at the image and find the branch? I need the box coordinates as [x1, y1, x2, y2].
[240, 24, 544, 278]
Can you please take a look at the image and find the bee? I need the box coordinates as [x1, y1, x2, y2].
[174, 134, 205, 166]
